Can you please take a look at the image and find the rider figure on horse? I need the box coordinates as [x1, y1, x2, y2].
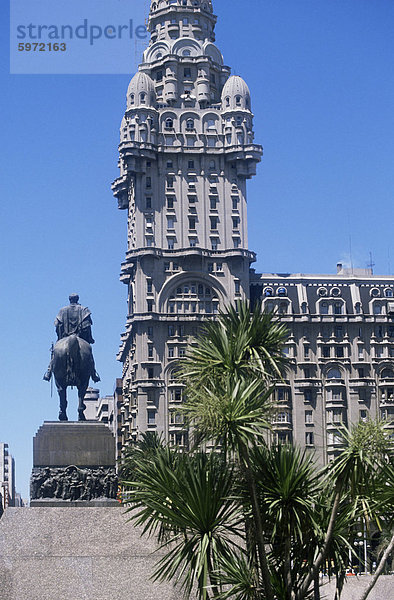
[43, 294, 100, 383]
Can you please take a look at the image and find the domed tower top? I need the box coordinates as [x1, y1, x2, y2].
[126, 72, 156, 109]
[221, 75, 251, 111]
[147, 0, 217, 44]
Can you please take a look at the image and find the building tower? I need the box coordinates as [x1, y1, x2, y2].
[112, 0, 262, 450]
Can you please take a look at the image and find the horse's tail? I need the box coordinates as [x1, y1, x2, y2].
[66, 335, 81, 387]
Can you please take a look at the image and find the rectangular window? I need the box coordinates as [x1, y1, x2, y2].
[210, 216, 218, 230]
[210, 198, 217, 210]
[304, 368, 310, 378]
[147, 300, 153, 313]
[148, 368, 154, 379]
[167, 197, 174, 209]
[216, 262, 223, 272]
[208, 263, 214, 273]
[147, 279, 153, 294]
[232, 197, 238, 210]
[168, 238, 175, 250]
[375, 346, 383, 358]
[304, 390, 312, 402]
[147, 410, 156, 425]
[304, 345, 310, 358]
[233, 238, 241, 248]
[305, 410, 313, 424]
[146, 197, 152, 209]
[164, 262, 170, 271]
[184, 67, 192, 79]
[166, 176, 174, 189]
[148, 345, 153, 358]
[211, 239, 218, 251]
[188, 217, 196, 230]
[335, 326, 343, 338]
[156, 70, 163, 82]
[167, 217, 175, 229]
[322, 346, 330, 358]
[232, 217, 239, 229]
[335, 346, 344, 358]
[305, 432, 314, 446]
[166, 160, 173, 168]
[168, 347, 175, 358]
[146, 176, 152, 188]
[168, 325, 175, 337]
[188, 160, 194, 169]
[146, 237, 154, 247]
[358, 367, 365, 378]
[190, 237, 197, 247]
[178, 348, 186, 358]
[235, 280, 241, 294]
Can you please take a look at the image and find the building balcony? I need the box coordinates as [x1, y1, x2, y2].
[349, 378, 375, 388]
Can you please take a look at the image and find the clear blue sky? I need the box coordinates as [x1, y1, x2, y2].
[1, 0, 394, 499]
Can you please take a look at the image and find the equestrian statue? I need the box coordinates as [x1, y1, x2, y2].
[44, 294, 100, 421]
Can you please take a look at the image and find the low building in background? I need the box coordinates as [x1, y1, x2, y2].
[0, 442, 21, 508]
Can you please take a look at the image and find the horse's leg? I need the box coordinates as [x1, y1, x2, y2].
[78, 383, 88, 421]
[58, 389, 68, 421]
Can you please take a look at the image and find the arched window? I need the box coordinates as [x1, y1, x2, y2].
[355, 302, 361, 314]
[165, 117, 174, 129]
[385, 288, 393, 297]
[318, 287, 328, 297]
[130, 94, 135, 105]
[301, 302, 308, 314]
[331, 287, 341, 297]
[264, 287, 273, 297]
[186, 118, 194, 130]
[381, 368, 394, 379]
[277, 287, 287, 296]
[225, 97, 230, 107]
[371, 288, 380, 298]
[327, 368, 341, 379]
[235, 95, 241, 106]
[245, 97, 250, 109]
[182, 49, 191, 56]
[279, 302, 288, 315]
[156, 52, 162, 60]
[140, 92, 146, 104]
[334, 302, 343, 315]
[320, 302, 329, 315]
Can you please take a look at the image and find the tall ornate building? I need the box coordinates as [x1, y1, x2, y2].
[113, 0, 394, 463]
[112, 0, 262, 450]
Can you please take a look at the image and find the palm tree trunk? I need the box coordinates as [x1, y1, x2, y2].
[313, 572, 320, 600]
[284, 534, 292, 600]
[238, 440, 274, 600]
[296, 483, 342, 600]
[358, 531, 394, 600]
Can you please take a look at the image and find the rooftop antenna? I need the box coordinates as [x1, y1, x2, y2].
[367, 251, 375, 274]
[349, 234, 354, 273]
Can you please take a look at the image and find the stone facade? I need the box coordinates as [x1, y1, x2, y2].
[250, 265, 394, 464]
[112, 0, 261, 451]
[113, 0, 394, 463]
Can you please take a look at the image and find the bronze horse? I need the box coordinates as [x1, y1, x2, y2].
[51, 334, 94, 421]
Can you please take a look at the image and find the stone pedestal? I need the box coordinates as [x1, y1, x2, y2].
[30, 422, 118, 506]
